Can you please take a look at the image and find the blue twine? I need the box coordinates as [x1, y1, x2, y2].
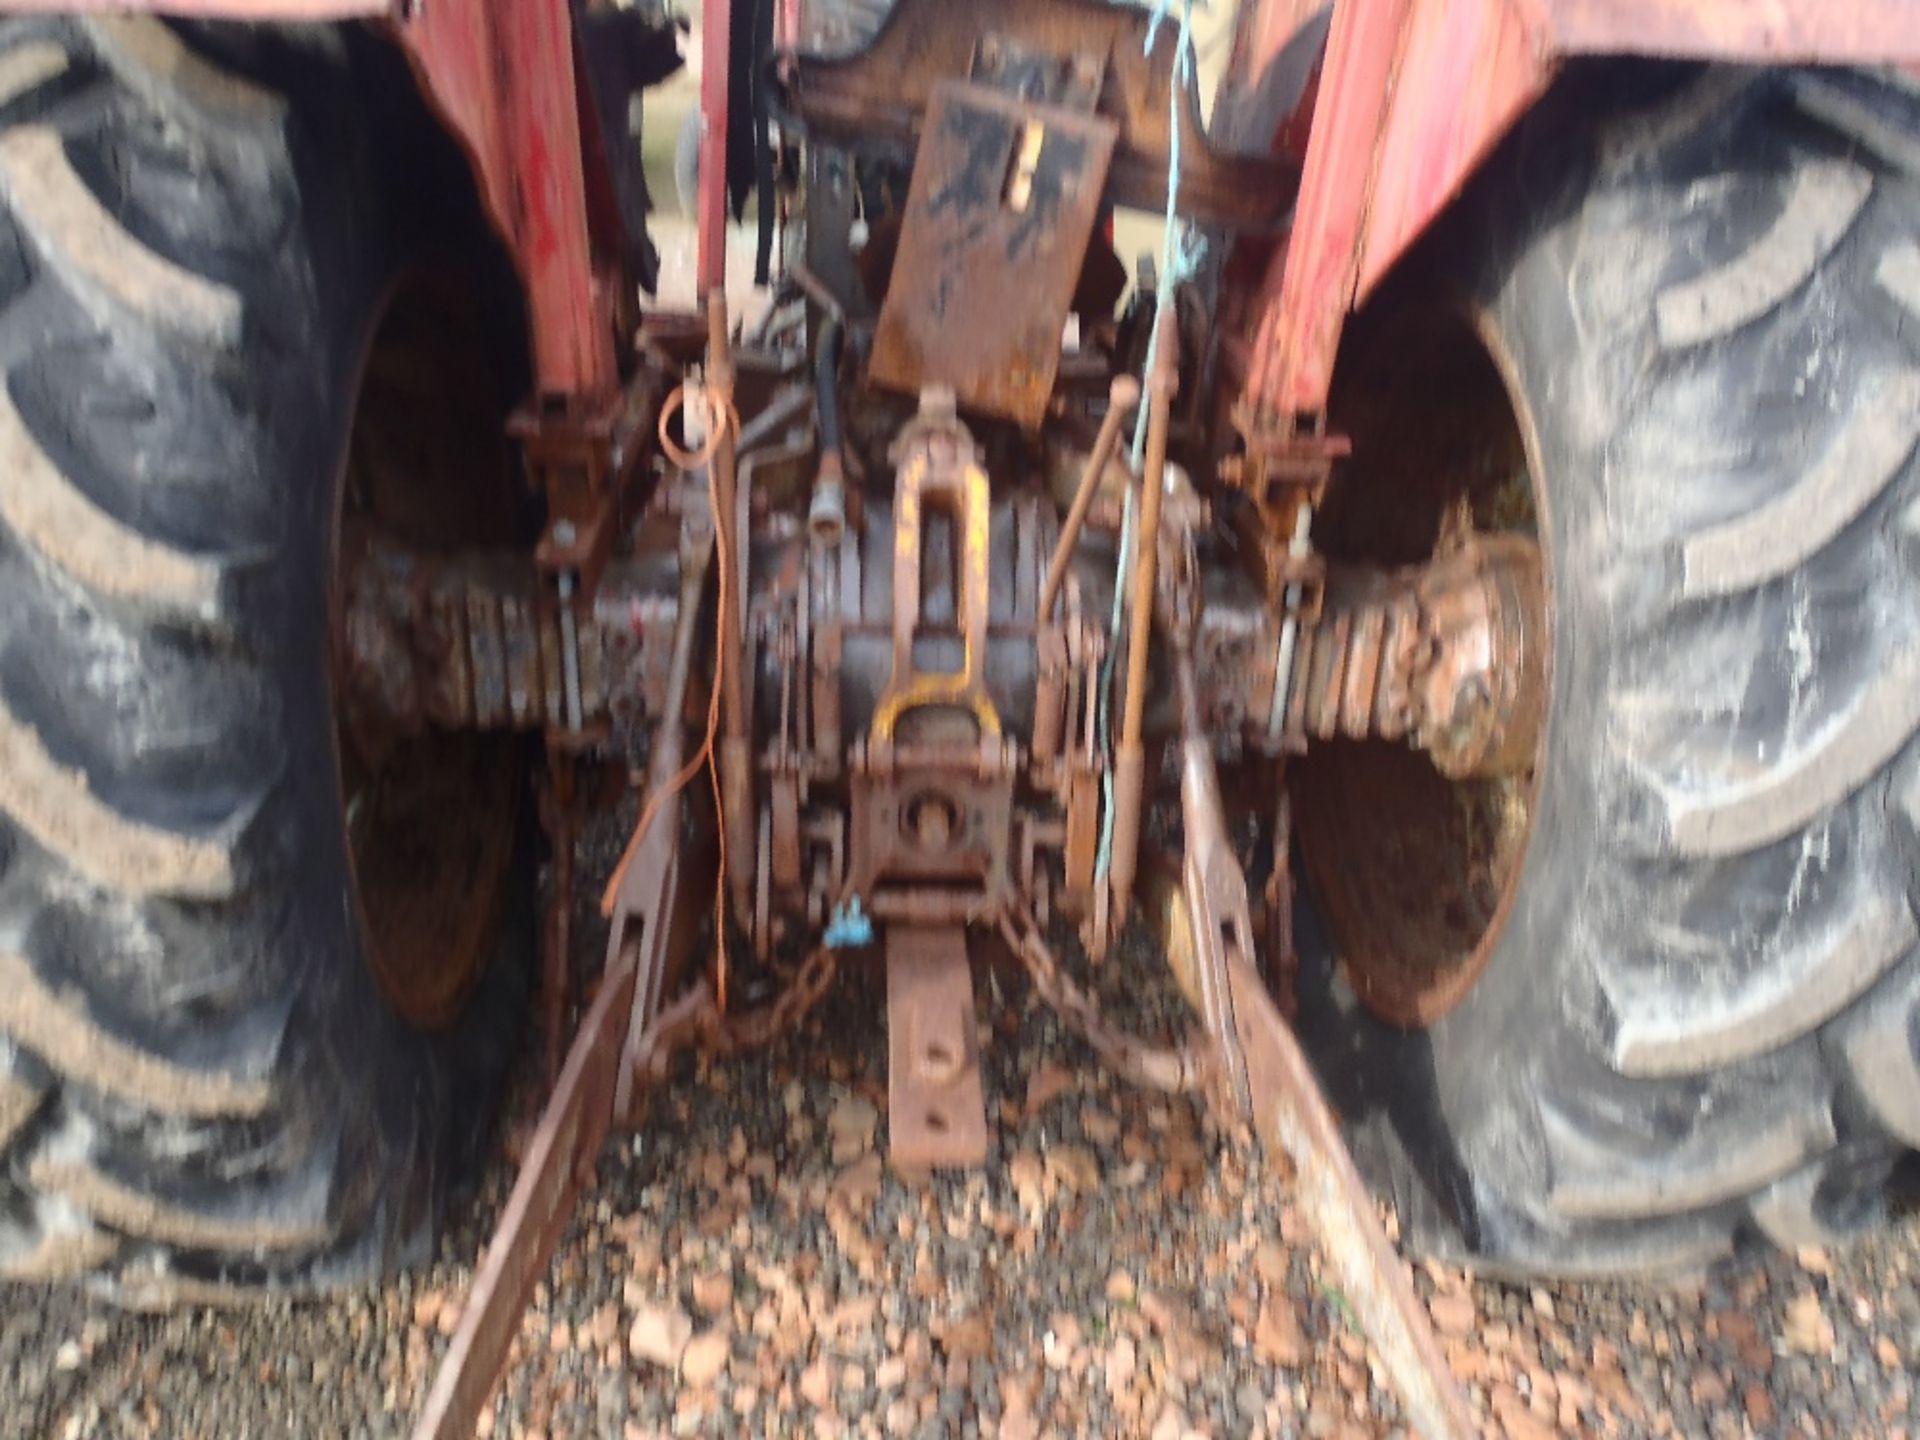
[1093, 0, 1203, 893]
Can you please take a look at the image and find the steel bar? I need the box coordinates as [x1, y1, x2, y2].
[696, 0, 732, 295]
[1110, 308, 1177, 917]
[706, 292, 756, 930]
[609, 515, 714, 1119]
[1224, 952, 1475, 1440]
[1264, 501, 1314, 750]
[1040, 374, 1139, 622]
[411, 954, 638, 1440]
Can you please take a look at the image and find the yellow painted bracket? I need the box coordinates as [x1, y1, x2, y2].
[870, 449, 1002, 743]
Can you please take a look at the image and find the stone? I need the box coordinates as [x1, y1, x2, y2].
[1490, 1383, 1554, 1440]
[1429, 1294, 1476, 1336]
[628, 1304, 694, 1370]
[936, 1311, 992, 1361]
[799, 1359, 835, 1410]
[412, 1291, 447, 1331]
[1784, 1291, 1835, 1356]
[1253, 1298, 1306, 1367]
[692, 1271, 734, 1318]
[1253, 1242, 1288, 1288]
[1008, 1149, 1046, 1212]
[1043, 1314, 1082, 1371]
[1024, 1064, 1075, 1115]
[680, 1331, 731, 1388]
[1140, 1290, 1217, 1381]
[828, 1095, 879, 1163]
[588, 1302, 621, 1351]
[1689, 1369, 1727, 1407]
[1046, 1144, 1100, 1195]
[831, 1154, 884, 1213]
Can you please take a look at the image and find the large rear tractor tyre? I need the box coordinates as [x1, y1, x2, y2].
[1296, 66, 1920, 1277]
[0, 18, 530, 1299]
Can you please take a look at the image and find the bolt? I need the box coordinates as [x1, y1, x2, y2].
[552, 520, 578, 548]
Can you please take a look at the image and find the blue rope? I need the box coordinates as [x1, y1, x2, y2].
[823, 894, 873, 949]
[1093, 0, 1204, 893]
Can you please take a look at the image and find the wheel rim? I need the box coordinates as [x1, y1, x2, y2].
[1294, 304, 1551, 1028]
[330, 284, 520, 1031]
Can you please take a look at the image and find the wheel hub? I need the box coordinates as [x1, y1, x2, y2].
[1292, 307, 1552, 1028]
[329, 287, 522, 1032]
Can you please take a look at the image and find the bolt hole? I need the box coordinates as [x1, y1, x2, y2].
[925, 1108, 949, 1133]
[925, 1041, 954, 1067]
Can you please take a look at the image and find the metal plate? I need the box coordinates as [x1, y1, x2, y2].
[886, 925, 990, 1168]
[869, 81, 1116, 428]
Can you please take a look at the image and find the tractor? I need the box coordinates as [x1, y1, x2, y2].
[0, 0, 1915, 1433]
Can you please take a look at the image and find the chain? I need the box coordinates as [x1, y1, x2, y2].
[705, 944, 839, 1054]
[630, 915, 1208, 1108]
[998, 909, 1210, 1096]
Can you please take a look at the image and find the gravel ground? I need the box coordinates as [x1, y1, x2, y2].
[7, 803, 1920, 1440]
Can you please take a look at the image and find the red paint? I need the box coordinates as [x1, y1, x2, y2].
[697, 0, 733, 297]
[21, 0, 1920, 414]
[1241, 0, 1920, 423]
[1353, 0, 1550, 302]
[397, 0, 616, 399]
[1243, 0, 1410, 421]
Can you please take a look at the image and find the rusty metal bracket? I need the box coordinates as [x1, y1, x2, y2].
[886, 925, 990, 1168]
[870, 390, 1002, 744]
[512, 373, 660, 590]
